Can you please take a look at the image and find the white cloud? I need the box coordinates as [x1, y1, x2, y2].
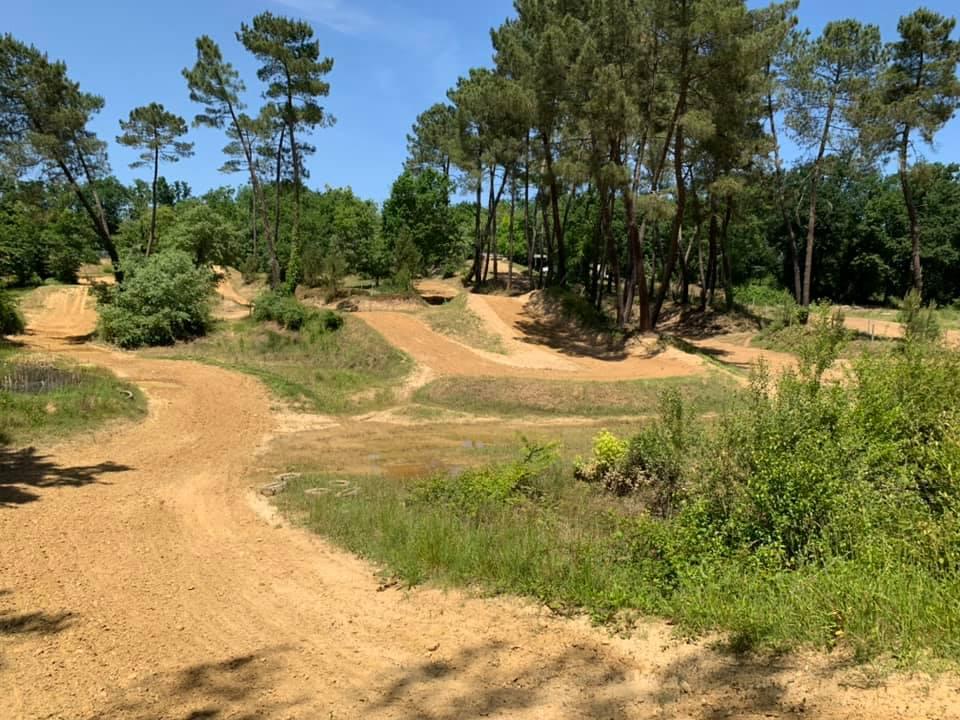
[272, 0, 377, 34]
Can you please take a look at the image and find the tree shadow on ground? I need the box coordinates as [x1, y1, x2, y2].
[86, 645, 306, 720]
[368, 638, 632, 719]
[658, 303, 765, 340]
[368, 635, 859, 719]
[0, 608, 75, 636]
[0, 446, 131, 508]
[513, 313, 632, 361]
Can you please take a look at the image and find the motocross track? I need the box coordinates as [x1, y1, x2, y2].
[2, 286, 959, 719]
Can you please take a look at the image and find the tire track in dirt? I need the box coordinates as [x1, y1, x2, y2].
[2, 287, 957, 719]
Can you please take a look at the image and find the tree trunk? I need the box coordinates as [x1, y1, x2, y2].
[271, 124, 286, 287]
[651, 20, 689, 329]
[540, 184, 552, 288]
[899, 128, 923, 296]
[541, 134, 565, 285]
[286, 116, 302, 291]
[524, 134, 533, 288]
[251, 190, 258, 260]
[767, 81, 802, 301]
[470, 167, 483, 284]
[148, 144, 159, 257]
[802, 84, 838, 307]
[221, 96, 279, 287]
[622, 191, 651, 332]
[703, 192, 719, 311]
[508, 170, 516, 293]
[721, 198, 735, 311]
[58, 157, 122, 282]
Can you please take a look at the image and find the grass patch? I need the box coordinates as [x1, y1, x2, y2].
[421, 294, 506, 354]
[279, 463, 960, 665]
[275, 325, 960, 667]
[0, 348, 146, 445]
[413, 374, 733, 418]
[150, 316, 412, 414]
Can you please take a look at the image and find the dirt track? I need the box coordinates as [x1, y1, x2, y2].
[361, 292, 708, 381]
[3, 287, 959, 719]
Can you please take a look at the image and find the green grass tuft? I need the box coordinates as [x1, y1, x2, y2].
[0, 351, 146, 445]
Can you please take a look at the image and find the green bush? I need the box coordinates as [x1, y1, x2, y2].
[252, 291, 344, 334]
[0, 291, 25, 336]
[898, 289, 942, 345]
[97, 250, 215, 349]
[735, 279, 795, 308]
[253, 290, 308, 330]
[415, 441, 556, 515]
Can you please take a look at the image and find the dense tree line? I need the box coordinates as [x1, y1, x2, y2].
[2, 3, 959, 338]
[406, 1, 960, 328]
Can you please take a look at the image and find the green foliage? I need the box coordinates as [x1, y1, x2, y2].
[0, 290, 24, 335]
[735, 280, 795, 308]
[252, 290, 343, 334]
[415, 441, 557, 515]
[165, 200, 240, 266]
[97, 250, 215, 348]
[575, 392, 694, 514]
[382, 169, 457, 273]
[252, 290, 308, 330]
[389, 229, 421, 292]
[898, 289, 942, 345]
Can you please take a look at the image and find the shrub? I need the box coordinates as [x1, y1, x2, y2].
[253, 290, 308, 330]
[735, 280, 795, 309]
[898, 289, 942, 345]
[576, 393, 694, 514]
[97, 250, 215, 349]
[416, 441, 557, 515]
[240, 255, 259, 284]
[252, 291, 344, 335]
[0, 291, 25, 336]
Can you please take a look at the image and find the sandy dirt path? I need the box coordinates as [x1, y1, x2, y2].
[361, 293, 707, 381]
[3, 287, 959, 719]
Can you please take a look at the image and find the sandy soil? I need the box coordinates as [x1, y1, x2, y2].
[842, 314, 960, 348]
[361, 293, 707, 381]
[3, 287, 960, 719]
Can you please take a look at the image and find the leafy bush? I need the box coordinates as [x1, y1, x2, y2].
[253, 290, 308, 330]
[576, 392, 694, 514]
[97, 250, 215, 349]
[898, 289, 942, 345]
[240, 255, 259, 284]
[252, 290, 343, 334]
[416, 441, 556, 515]
[0, 291, 25, 336]
[735, 280, 795, 308]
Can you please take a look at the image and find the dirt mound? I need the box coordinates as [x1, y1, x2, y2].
[521, 290, 625, 354]
[657, 304, 763, 337]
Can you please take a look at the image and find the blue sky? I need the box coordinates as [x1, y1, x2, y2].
[6, 0, 960, 202]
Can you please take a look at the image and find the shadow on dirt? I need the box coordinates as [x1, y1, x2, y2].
[513, 313, 631, 361]
[368, 638, 633, 719]
[368, 637, 829, 719]
[0, 607, 75, 636]
[86, 646, 305, 720]
[0, 446, 131, 508]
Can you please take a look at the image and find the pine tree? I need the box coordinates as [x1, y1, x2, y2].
[117, 103, 193, 256]
[239, 12, 334, 293]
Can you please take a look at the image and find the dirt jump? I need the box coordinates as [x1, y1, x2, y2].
[2, 286, 957, 719]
